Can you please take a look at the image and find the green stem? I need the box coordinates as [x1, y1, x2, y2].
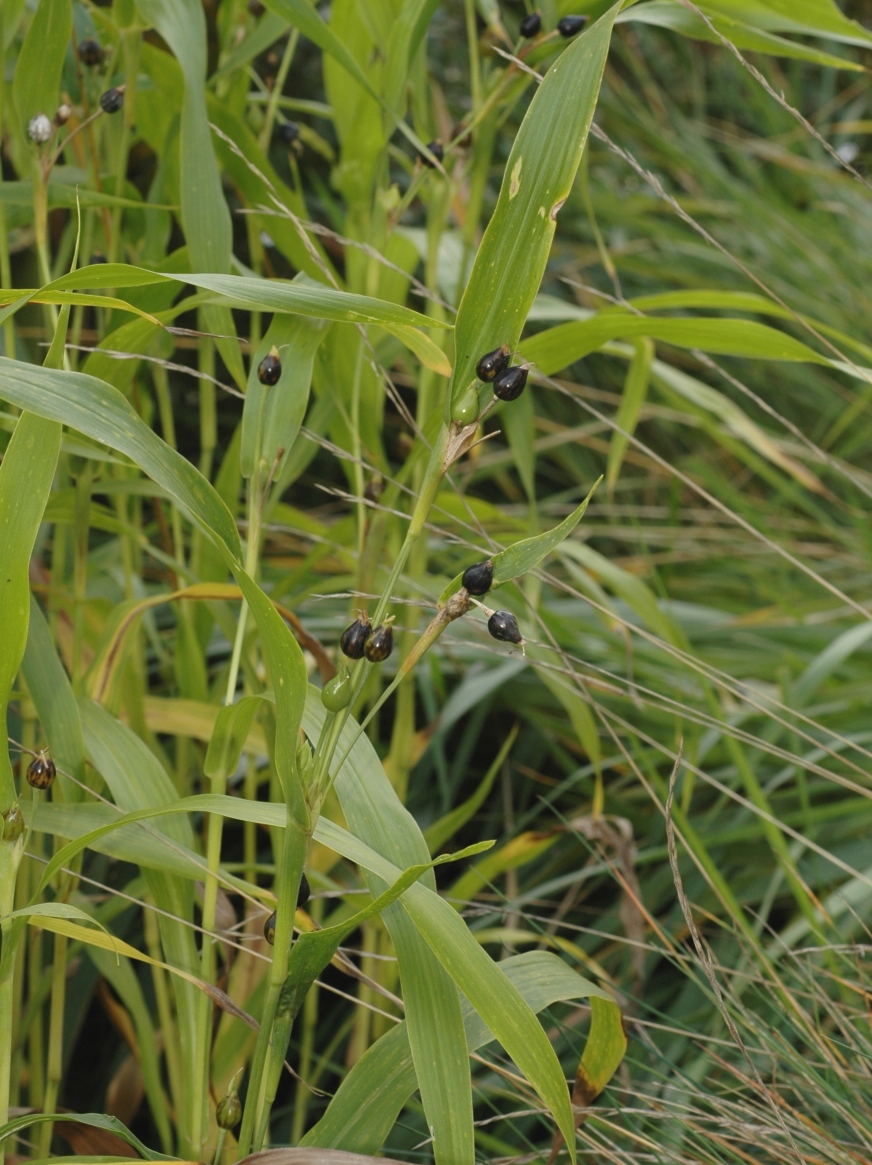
[235, 825, 308, 1158]
[37, 930, 68, 1156]
[109, 30, 140, 263]
[258, 30, 299, 151]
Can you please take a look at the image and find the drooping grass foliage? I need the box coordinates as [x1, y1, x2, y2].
[2, 0, 872, 1162]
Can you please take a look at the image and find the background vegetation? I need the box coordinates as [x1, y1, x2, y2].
[3, 0, 872, 1162]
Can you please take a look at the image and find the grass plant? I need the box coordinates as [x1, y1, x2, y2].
[2, 1, 872, 1163]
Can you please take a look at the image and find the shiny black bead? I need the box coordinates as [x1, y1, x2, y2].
[297, 871, 310, 909]
[420, 140, 444, 168]
[493, 365, 528, 401]
[79, 38, 104, 67]
[279, 120, 299, 145]
[257, 351, 281, 386]
[340, 617, 371, 660]
[519, 11, 542, 37]
[99, 88, 124, 114]
[27, 753, 56, 790]
[476, 344, 510, 383]
[488, 610, 523, 644]
[364, 623, 394, 663]
[90, 252, 108, 264]
[557, 14, 588, 36]
[462, 560, 494, 596]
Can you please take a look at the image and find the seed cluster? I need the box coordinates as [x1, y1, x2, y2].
[339, 615, 394, 663]
[475, 342, 529, 405]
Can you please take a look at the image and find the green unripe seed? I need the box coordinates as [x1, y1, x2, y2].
[451, 388, 479, 426]
[321, 673, 353, 712]
[216, 1091, 242, 1130]
[2, 803, 24, 842]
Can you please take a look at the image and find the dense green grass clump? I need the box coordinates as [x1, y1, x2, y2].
[2, 0, 872, 1162]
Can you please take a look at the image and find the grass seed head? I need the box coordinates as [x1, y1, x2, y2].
[493, 365, 528, 401]
[487, 610, 523, 644]
[99, 88, 124, 114]
[476, 344, 510, 383]
[321, 673, 352, 712]
[364, 622, 394, 662]
[520, 12, 542, 37]
[340, 615, 371, 660]
[78, 38, 104, 67]
[27, 752, 56, 791]
[2, 803, 24, 842]
[27, 114, 53, 144]
[216, 1091, 242, 1130]
[257, 346, 282, 386]
[557, 14, 588, 36]
[462, 560, 494, 595]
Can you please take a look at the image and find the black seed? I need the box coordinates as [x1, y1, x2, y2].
[90, 252, 108, 264]
[279, 120, 299, 145]
[248, 0, 266, 13]
[340, 617, 371, 660]
[297, 872, 310, 909]
[557, 14, 588, 36]
[364, 623, 394, 663]
[493, 365, 528, 401]
[419, 139, 444, 168]
[27, 753, 56, 791]
[476, 344, 510, 383]
[462, 560, 494, 596]
[79, 38, 104, 67]
[257, 350, 281, 385]
[263, 909, 276, 945]
[488, 610, 523, 644]
[519, 11, 542, 37]
[99, 88, 124, 114]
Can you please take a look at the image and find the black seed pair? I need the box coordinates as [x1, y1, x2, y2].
[340, 616, 394, 663]
[257, 346, 282, 385]
[475, 345, 529, 401]
[520, 12, 586, 39]
[263, 873, 311, 945]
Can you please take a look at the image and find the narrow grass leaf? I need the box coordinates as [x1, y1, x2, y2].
[439, 479, 599, 604]
[449, 3, 620, 406]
